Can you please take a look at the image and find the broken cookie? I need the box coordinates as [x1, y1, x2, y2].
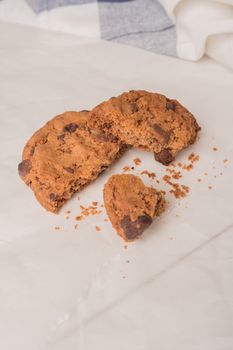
[18, 111, 127, 212]
[103, 174, 166, 241]
[90, 90, 201, 165]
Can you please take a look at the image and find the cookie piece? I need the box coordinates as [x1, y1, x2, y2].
[18, 111, 127, 212]
[103, 174, 166, 241]
[90, 90, 201, 165]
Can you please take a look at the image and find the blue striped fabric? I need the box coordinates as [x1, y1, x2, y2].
[25, 0, 176, 56]
[26, 0, 137, 12]
[26, 0, 94, 12]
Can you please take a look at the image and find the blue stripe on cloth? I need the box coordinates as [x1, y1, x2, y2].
[25, 0, 176, 56]
[99, 0, 176, 56]
[26, 0, 133, 12]
[25, 0, 95, 13]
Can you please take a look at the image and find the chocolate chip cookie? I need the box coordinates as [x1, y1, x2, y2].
[90, 90, 201, 165]
[103, 174, 166, 241]
[18, 111, 126, 212]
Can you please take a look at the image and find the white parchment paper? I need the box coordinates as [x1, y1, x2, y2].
[0, 22, 233, 350]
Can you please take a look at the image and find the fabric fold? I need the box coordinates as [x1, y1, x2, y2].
[160, 0, 233, 70]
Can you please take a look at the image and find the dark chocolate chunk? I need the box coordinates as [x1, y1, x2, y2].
[95, 132, 117, 142]
[154, 149, 174, 165]
[63, 123, 79, 133]
[166, 100, 176, 111]
[64, 167, 74, 174]
[49, 193, 57, 201]
[131, 102, 138, 113]
[152, 124, 170, 144]
[120, 214, 152, 240]
[30, 147, 35, 156]
[18, 159, 32, 177]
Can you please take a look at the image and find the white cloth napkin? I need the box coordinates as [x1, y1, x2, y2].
[160, 0, 233, 70]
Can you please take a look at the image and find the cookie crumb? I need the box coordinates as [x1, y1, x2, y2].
[163, 175, 189, 198]
[122, 276, 126, 279]
[77, 196, 80, 201]
[124, 244, 128, 250]
[188, 152, 194, 161]
[169, 186, 189, 198]
[54, 226, 61, 230]
[197, 178, 202, 182]
[65, 216, 69, 220]
[188, 153, 199, 163]
[123, 166, 131, 172]
[185, 164, 193, 171]
[101, 204, 104, 208]
[213, 147, 218, 151]
[76, 203, 103, 221]
[104, 218, 109, 222]
[95, 226, 101, 232]
[208, 186, 212, 190]
[126, 260, 130, 263]
[140, 170, 156, 179]
[163, 174, 171, 182]
[65, 210, 71, 214]
[179, 163, 193, 171]
[204, 172, 208, 176]
[166, 167, 182, 179]
[133, 158, 141, 165]
[74, 224, 78, 229]
[220, 172, 223, 176]
[181, 185, 189, 193]
[173, 153, 199, 172]
[224, 159, 228, 164]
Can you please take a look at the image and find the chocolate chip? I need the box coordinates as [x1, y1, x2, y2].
[80, 110, 89, 112]
[64, 167, 74, 174]
[18, 159, 32, 177]
[154, 149, 174, 165]
[95, 133, 117, 142]
[49, 193, 57, 201]
[30, 147, 35, 156]
[102, 122, 112, 129]
[131, 103, 138, 113]
[152, 124, 170, 144]
[166, 100, 175, 111]
[57, 134, 65, 141]
[120, 214, 152, 240]
[63, 123, 79, 133]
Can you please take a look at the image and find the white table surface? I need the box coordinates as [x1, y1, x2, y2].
[0, 21, 233, 350]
